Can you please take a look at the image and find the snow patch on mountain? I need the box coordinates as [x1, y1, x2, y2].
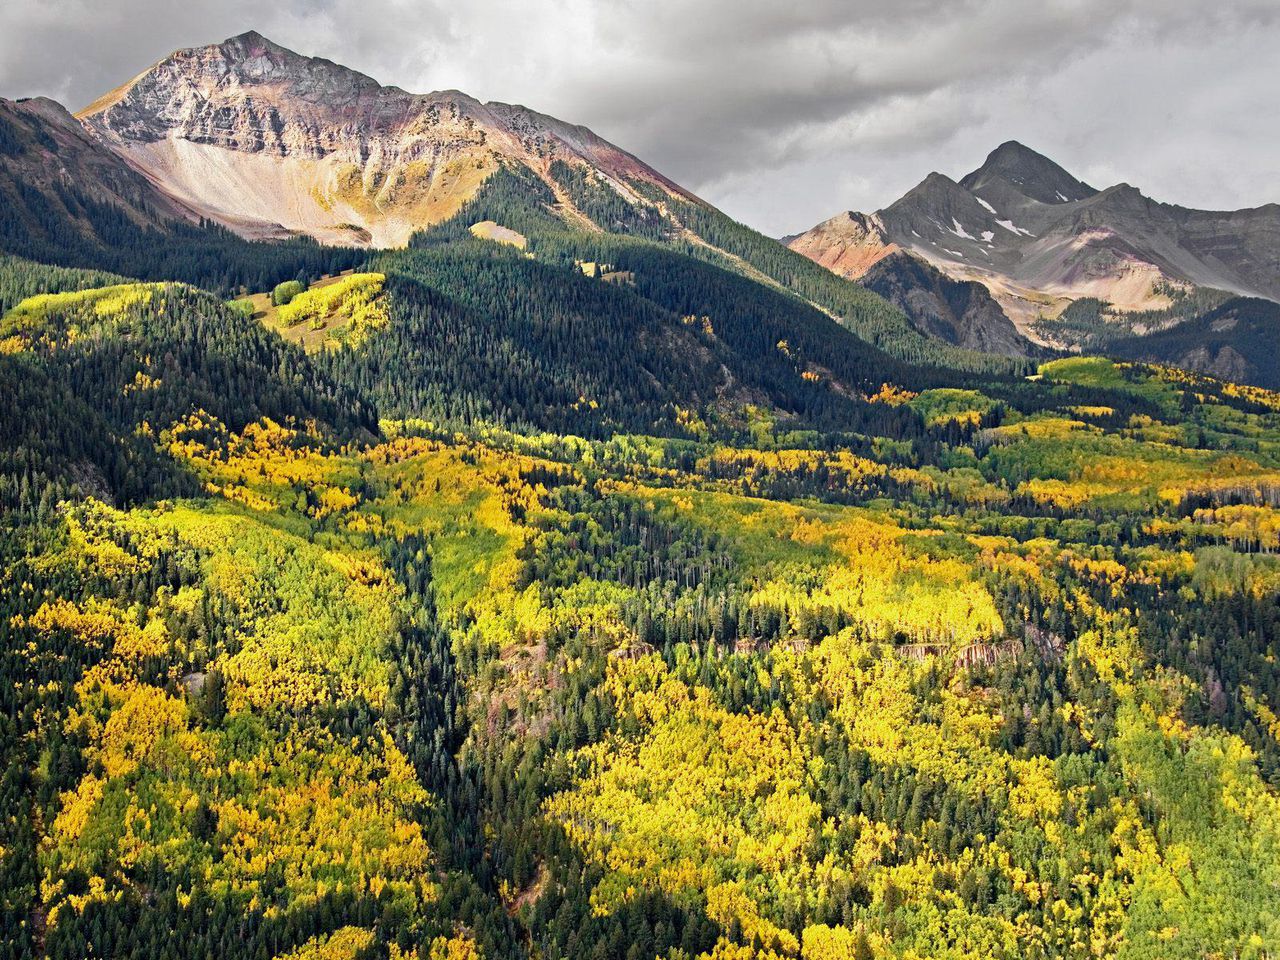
[996, 219, 1034, 237]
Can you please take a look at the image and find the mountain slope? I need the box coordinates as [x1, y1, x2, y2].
[0, 96, 188, 249]
[60, 31, 1034, 376]
[0, 94, 370, 293]
[783, 210, 900, 278]
[0, 95, 189, 224]
[784, 208, 1030, 356]
[318, 167, 988, 438]
[0, 254, 374, 507]
[1107, 295, 1280, 388]
[859, 252, 1030, 356]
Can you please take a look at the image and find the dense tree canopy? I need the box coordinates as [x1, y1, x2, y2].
[3, 185, 1280, 960]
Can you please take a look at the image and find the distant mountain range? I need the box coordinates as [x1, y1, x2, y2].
[0, 30, 1028, 380]
[787, 141, 1280, 383]
[2, 31, 1279, 386]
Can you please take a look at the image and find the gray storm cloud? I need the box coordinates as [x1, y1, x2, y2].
[2, 0, 1277, 236]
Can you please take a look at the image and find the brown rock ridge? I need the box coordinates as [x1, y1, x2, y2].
[782, 211, 899, 280]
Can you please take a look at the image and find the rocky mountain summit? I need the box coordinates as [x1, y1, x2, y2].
[789, 141, 1280, 341]
[76, 31, 691, 246]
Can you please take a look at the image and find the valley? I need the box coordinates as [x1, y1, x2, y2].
[0, 25, 1278, 960]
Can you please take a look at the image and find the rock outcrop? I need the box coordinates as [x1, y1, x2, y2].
[860, 252, 1030, 357]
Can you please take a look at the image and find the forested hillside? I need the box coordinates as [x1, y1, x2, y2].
[3, 206, 1280, 960]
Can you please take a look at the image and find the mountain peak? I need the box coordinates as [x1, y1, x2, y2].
[203, 30, 385, 94]
[72, 31, 688, 248]
[986, 139, 1050, 165]
[887, 169, 984, 218]
[898, 170, 963, 203]
[225, 29, 271, 45]
[961, 140, 1096, 205]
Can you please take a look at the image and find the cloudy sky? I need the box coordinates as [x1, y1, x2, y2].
[2, 0, 1277, 236]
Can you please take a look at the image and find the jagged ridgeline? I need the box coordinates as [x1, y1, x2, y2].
[787, 140, 1280, 387]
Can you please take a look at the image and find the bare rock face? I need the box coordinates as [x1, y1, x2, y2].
[77, 31, 690, 246]
[782, 211, 898, 280]
[859, 253, 1031, 357]
[788, 140, 1280, 348]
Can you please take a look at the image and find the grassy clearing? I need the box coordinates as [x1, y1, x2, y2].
[248, 271, 389, 352]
